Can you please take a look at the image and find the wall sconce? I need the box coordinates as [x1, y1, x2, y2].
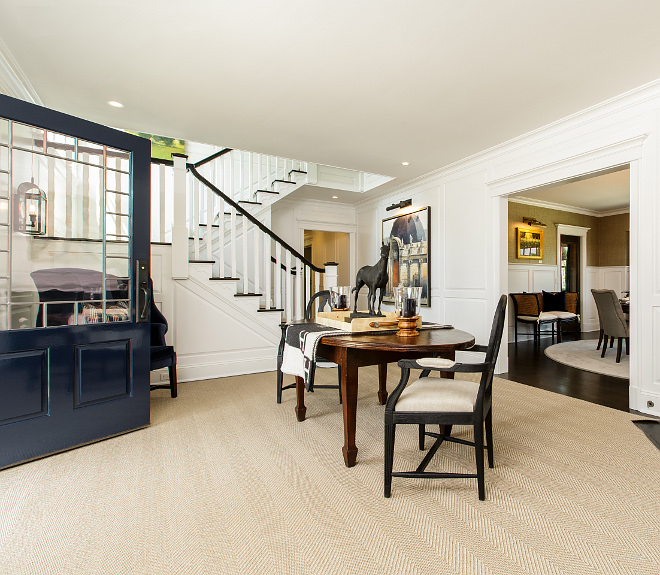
[386, 198, 412, 212]
[522, 217, 546, 228]
[15, 180, 47, 236]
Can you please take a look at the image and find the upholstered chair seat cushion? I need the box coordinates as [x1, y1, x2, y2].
[316, 358, 338, 368]
[394, 376, 480, 413]
[546, 311, 577, 319]
[518, 312, 557, 322]
[415, 357, 456, 369]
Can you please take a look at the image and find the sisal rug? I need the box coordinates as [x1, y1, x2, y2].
[544, 339, 629, 379]
[1, 368, 658, 575]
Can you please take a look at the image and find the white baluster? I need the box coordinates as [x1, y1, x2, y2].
[66, 150, 73, 237]
[304, 265, 310, 318]
[82, 156, 89, 239]
[193, 177, 200, 260]
[228, 151, 234, 201]
[159, 164, 166, 243]
[248, 151, 253, 201]
[275, 243, 282, 310]
[253, 222, 260, 298]
[257, 153, 263, 193]
[217, 162, 225, 278]
[238, 151, 244, 202]
[286, 251, 293, 321]
[296, 259, 303, 320]
[242, 214, 249, 294]
[206, 182, 213, 261]
[47, 156, 55, 236]
[314, 271, 321, 315]
[264, 234, 271, 309]
[286, 159, 291, 181]
[230, 207, 237, 279]
[267, 156, 272, 190]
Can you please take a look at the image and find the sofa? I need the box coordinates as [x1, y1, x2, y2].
[509, 291, 579, 343]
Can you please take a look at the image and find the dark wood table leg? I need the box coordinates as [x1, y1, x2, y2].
[295, 376, 306, 422]
[377, 363, 388, 405]
[341, 349, 358, 467]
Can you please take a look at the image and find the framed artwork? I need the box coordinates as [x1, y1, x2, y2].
[517, 227, 543, 260]
[382, 206, 430, 306]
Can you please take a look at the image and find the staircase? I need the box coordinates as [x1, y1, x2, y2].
[151, 148, 336, 344]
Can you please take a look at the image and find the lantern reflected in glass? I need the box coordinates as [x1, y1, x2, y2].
[16, 181, 47, 235]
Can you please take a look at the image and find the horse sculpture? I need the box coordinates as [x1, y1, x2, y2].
[352, 243, 390, 315]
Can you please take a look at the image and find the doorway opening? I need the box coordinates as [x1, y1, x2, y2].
[560, 235, 580, 292]
[504, 164, 631, 411]
[304, 230, 351, 291]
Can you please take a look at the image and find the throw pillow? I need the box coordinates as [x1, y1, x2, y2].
[542, 290, 566, 312]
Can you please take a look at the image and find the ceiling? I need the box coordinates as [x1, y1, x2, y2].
[513, 166, 631, 214]
[1, 1, 660, 197]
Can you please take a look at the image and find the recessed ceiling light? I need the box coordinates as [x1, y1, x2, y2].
[107, 100, 124, 108]
[401, 161, 410, 166]
[332, 195, 338, 199]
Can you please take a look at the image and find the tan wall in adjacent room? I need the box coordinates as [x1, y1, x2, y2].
[305, 230, 351, 287]
[508, 203, 630, 266]
[598, 213, 630, 266]
[508, 203, 599, 266]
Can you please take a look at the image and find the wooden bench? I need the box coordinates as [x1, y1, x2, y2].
[509, 292, 579, 343]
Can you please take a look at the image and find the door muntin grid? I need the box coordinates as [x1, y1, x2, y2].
[0, 117, 133, 330]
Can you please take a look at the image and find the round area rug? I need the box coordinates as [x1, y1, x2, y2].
[544, 339, 629, 379]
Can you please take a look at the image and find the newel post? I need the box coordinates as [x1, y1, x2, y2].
[171, 153, 189, 279]
[324, 262, 338, 291]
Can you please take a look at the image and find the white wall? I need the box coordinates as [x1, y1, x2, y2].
[356, 79, 660, 417]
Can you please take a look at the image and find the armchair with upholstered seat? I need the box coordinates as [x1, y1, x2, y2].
[384, 295, 507, 501]
[149, 279, 177, 398]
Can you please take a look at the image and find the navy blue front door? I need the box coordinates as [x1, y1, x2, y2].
[0, 95, 151, 469]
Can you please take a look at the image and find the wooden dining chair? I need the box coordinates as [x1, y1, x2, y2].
[384, 295, 507, 501]
[276, 290, 342, 403]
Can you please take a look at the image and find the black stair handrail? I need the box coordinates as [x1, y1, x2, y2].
[188, 165, 325, 273]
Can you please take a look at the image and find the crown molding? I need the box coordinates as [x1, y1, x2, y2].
[0, 34, 43, 105]
[509, 196, 629, 218]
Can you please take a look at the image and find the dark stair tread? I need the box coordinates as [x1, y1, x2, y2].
[256, 189, 279, 194]
[235, 293, 263, 297]
[258, 307, 284, 312]
[223, 212, 243, 216]
[238, 200, 262, 205]
[288, 169, 307, 175]
[189, 260, 215, 264]
[209, 277, 240, 281]
[272, 179, 296, 185]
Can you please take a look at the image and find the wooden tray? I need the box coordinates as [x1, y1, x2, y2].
[316, 311, 422, 332]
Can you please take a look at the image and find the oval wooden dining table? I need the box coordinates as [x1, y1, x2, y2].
[293, 327, 475, 467]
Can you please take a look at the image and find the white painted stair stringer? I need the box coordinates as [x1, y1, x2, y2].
[170, 262, 282, 383]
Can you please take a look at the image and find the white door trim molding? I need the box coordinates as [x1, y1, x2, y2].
[492, 137, 642, 409]
[556, 224, 590, 328]
[487, 135, 646, 197]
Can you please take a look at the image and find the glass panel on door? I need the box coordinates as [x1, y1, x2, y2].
[0, 117, 133, 330]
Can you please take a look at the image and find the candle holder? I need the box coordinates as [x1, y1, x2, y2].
[395, 286, 422, 318]
[396, 315, 419, 337]
[330, 286, 351, 311]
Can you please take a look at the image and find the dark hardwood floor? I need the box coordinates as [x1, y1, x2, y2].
[501, 330, 630, 412]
